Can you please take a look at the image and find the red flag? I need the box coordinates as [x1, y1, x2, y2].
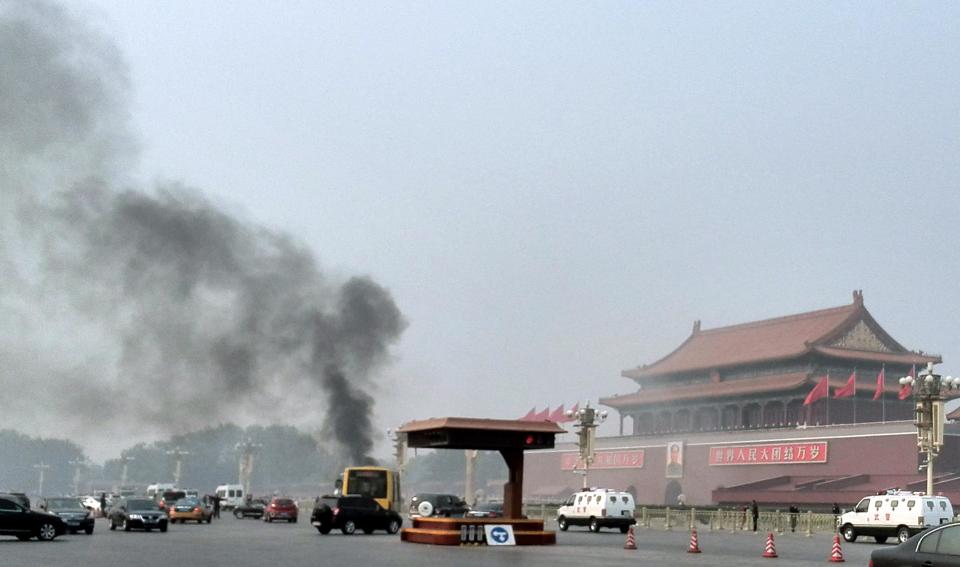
[518, 407, 536, 421]
[834, 370, 856, 399]
[873, 367, 885, 401]
[804, 376, 829, 405]
[899, 365, 916, 400]
[547, 405, 565, 422]
[532, 407, 550, 421]
[562, 403, 580, 422]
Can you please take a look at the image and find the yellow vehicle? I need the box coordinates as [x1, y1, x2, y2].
[336, 467, 401, 512]
[167, 497, 213, 524]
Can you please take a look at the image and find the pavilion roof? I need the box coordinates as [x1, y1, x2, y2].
[621, 291, 939, 382]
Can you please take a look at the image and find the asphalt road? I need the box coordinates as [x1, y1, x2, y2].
[1, 514, 882, 566]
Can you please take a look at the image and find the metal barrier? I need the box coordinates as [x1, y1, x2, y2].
[523, 503, 837, 536]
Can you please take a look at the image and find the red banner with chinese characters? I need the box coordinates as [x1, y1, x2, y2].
[708, 442, 828, 466]
[560, 449, 645, 470]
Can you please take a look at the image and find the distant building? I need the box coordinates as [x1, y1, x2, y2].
[524, 291, 960, 507]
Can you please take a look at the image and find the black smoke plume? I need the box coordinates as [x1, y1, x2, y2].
[0, 0, 406, 463]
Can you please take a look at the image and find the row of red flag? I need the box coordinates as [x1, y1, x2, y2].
[518, 403, 580, 422]
[803, 365, 915, 406]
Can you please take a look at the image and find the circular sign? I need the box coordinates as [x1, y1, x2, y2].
[490, 526, 509, 543]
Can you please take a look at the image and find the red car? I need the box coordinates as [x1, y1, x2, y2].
[263, 497, 298, 523]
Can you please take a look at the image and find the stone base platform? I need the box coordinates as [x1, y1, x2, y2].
[400, 517, 556, 546]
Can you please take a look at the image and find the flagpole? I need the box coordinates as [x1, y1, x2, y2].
[881, 365, 886, 423]
[826, 371, 830, 426]
[853, 367, 857, 425]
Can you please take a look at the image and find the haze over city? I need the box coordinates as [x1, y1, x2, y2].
[2, 0, 959, 465]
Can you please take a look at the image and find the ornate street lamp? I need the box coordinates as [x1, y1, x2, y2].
[33, 462, 50, 497]
[166, 447, 191, 487]
[68, 458, 89, 496]
[235, 440, 262, 498]
[567, 402, 607, 488]
[899, 363, 960, 495]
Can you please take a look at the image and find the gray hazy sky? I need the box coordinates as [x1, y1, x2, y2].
[73, 1, 960, 455]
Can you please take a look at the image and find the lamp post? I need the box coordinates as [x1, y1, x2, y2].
[386, 428, 407, 506]
[899, 363, 959, 496]
[119, 454, 136, 488]
[567, 402, 607, 488]
[236, 440, 262, 498]
[34, 462, 50, 497]
[68, 458, 88, 496]
[165, 447, 191, 487]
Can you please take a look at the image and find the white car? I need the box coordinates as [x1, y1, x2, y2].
[839, 490, 954, 544]
[557, 488, 636, 533]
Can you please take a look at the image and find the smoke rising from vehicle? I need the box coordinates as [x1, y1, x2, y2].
[0, 0, 406, 463]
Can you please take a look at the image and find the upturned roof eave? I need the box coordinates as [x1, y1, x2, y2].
[622, 348, 813, 381]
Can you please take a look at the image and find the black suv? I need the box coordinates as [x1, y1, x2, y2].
[0, 495, 66, 541]
[310, 495, 402, 535]
[409, 493, 469, 518]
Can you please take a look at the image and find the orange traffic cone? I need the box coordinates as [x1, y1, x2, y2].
[624, 525, 637, 550]
[829, 534, 845, 562]
[762, 532, 778, 558]
[688, 528, 702, 553]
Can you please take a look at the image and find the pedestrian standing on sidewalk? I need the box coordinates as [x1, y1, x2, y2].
[751, 499, 759, 532]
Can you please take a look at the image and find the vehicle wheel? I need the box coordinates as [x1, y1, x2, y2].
[841, 524, 856, 542]
[16, 534, 32, 541]
[558, 516, 568, 531]
[417, 501, 434, 517]
[342, 520, 356, 535]
[874, 536, 888, 544]
[320, 525, 332, 535]
[85, 526, 94, 535]
[234, 510, 243, 519]
[387, 519, 400, 534]
[160, 524, 167, 533]
[292, 518, 297, 524]
[145, 527, 152, 532]
[363, 527, 374, 534]
[121, 518, 131, 532]
[109, 520, 116, 531]
[620, 525, 630, 534]
[37, 522, 58, 541]
[589, 517, 600, 533]
[897, 526, 911, 543]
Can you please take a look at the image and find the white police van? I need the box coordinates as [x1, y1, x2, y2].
[556, 488, 636, 533]
[839, 489, 954, 544]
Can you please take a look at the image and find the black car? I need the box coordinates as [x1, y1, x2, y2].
[409, 493, 469, 518]
[0, 492, 31, 511]
[0, 495, 66, 541]
[108, 497, 168, 532]
[41, 497, 95, 534]
[871, 522, 960, 566]
[311, 495, 402, 535]
[233, 498, 267, 519]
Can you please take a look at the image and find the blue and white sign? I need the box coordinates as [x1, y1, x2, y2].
[484, 524, 516, 546]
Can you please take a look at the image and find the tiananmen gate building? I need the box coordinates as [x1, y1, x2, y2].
[523, 291, 960, 508]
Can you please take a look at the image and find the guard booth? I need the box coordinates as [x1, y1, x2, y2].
[398, 417, 564, 546]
